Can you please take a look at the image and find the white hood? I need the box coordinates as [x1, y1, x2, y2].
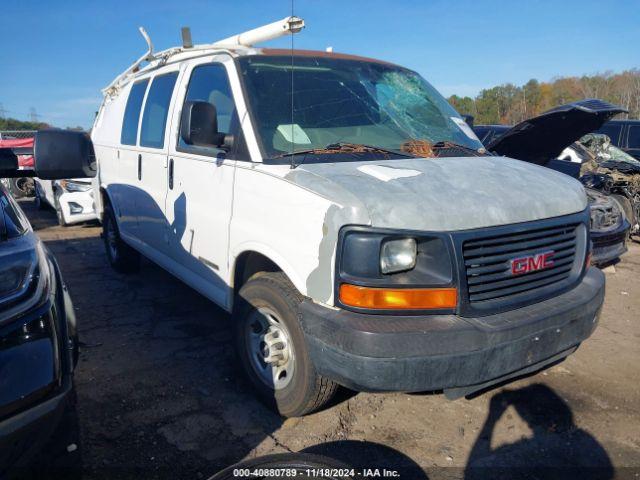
[285, 155, 587, 231]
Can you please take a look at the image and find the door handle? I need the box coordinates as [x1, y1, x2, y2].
[168, 158, 174, 190]
[137, 154, 142, 180]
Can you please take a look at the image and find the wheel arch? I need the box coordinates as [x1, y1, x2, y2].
[230, 246, 307, 310]
[99, 186, 116, 222]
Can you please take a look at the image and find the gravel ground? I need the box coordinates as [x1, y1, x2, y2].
[22, 199, 640, 479]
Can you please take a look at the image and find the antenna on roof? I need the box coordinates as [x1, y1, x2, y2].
[181, 27, 193, 48]
[102, 27, 156, 95]
[213, 16, 304, 47]
[138, 27, 154, 61]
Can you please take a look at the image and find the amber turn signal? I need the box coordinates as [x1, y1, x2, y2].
[339, 284, 458, 310]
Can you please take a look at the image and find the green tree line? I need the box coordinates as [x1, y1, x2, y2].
[0, 117, 49, 131]
[448, 69, 640, 125]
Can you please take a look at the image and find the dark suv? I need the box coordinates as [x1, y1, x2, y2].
[0, 130, 94, 476]
[0, 180, 79, 476]
[598, 119, 640, 160]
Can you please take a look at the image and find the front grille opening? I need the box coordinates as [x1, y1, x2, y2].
[463, 223, 580, 304]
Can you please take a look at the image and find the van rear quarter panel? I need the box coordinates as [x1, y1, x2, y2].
[91, 87, 130, 212]
[230, 165, 347, 305]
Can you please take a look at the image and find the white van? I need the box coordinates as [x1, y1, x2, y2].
[91, 18, 605, 416]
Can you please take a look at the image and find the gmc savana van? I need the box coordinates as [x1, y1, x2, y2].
[90, 17, 605, 416]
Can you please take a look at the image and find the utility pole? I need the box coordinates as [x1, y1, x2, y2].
[29, 107, 39, 122]
[0, 102, 5, 118]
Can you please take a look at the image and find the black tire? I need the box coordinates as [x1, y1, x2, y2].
[102, 204, 140, 273]
[53, 191, 68, 227]
[210, 453, 351, 480]
[235, 272, 338, 417]
[9, 177, 30, 198]
[34, 185, 44, 209]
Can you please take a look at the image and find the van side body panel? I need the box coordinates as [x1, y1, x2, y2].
[229, 163, 371, 306]
[92, 82, 137, 233]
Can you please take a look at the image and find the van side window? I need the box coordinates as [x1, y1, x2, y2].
[121, 79, 149, 145]
[179, 63, 237, 151]
[140, 72, 179, 149]
[628, 125, 640, 149]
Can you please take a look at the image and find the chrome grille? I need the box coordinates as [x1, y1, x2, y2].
[463, 223, 580, 303]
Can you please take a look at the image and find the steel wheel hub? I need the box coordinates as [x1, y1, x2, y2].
[246, 307, 294, 390]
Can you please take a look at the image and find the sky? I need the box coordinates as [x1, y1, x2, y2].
[0, 0, 638, 129]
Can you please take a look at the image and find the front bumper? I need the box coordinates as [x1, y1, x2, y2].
[0, 375, 72, 474]
[300, 267, 605, 395]
[59, 190, 98, 225]
[591, 219, 630, 266]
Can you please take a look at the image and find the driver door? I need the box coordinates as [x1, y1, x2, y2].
[163, 57, 242, 308]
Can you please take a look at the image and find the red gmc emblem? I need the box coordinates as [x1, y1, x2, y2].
[510, 251, 555, 275]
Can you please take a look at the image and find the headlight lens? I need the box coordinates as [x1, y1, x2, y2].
[0, 243, 48, 325]
[0, 249, 38, 304]
[337, 228, 455, 312]
[58, 179, 91, 192]
[586, 189, 622, 232]
[380, 238, 417, 274]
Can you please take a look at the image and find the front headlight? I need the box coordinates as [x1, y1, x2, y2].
[337, 228, 457, 312]
[380, 238, 417, 274]
[0, 249, 38, 305]
[0, 242, 49, 325]
[58, 179, 91, 193]
[586, 188, 622, 232]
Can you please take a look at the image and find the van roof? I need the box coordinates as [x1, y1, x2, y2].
[103, 46, 397, 98]
[258, 48, 398, 66]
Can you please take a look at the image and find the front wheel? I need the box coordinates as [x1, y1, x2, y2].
[235, 272, 338, 417]
[102, 205, 140, 273]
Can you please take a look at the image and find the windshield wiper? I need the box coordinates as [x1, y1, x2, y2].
[431, 141, 486, 156]
[272, 142, 416, 168]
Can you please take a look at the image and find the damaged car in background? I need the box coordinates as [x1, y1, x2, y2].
[473, 99, 632, 267]
[572, 133, 640, 238]
[34, 177, 99, 227]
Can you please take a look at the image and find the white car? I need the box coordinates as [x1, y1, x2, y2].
[34, 177, 98, 226]
[88, 17, 605, 417]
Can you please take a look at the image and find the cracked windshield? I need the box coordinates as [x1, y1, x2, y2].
[239, 55, 484, 159]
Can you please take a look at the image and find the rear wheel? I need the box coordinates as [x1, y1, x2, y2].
[103, 205, 140, 273]
[235, 272, 337, 417]
[34, 184, 46, 210]
[9, 177, 33, 198]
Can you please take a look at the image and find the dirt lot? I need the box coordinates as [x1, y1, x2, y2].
[22, 199, 640, 479]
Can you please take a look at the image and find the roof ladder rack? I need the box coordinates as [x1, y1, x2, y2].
[102, 16, 305, 97]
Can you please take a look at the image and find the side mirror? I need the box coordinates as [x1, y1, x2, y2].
[180, 101, 228, 149]
[34, 130, 96, 179]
